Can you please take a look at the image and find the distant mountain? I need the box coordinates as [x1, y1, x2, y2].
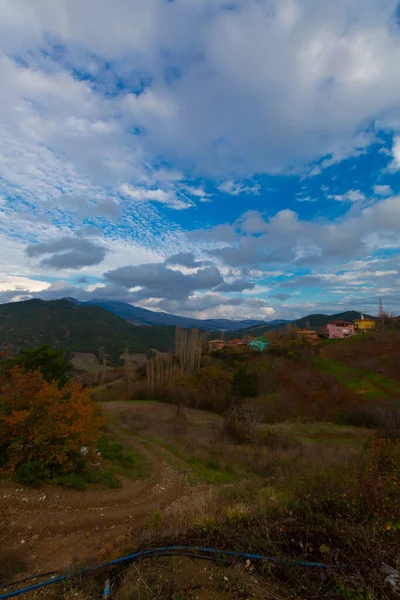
[73, 298, 267, 331]
[0, 299, 175, 362]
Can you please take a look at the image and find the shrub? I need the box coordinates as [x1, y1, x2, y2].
[97, 435, 125, 462]
[85, 469, 121, 488]
[223, 400, 262, 444]
[231, 367, 257, 398]
[57, 472, 87, 490]
[15, 461, 48, 486]
[165, 366, 233, 412]
[333, 403, 400, 433]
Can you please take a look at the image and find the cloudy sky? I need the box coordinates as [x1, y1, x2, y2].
[1, 0, 400, 321]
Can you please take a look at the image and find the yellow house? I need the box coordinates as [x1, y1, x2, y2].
[354, 318, 375, 331]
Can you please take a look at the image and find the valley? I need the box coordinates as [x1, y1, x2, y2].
[1, 313, 400, 599]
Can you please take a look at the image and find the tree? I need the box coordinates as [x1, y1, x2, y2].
[231, 367, 257, 398]
[7, 344, 71, 387]
[0, 366, 104, 476]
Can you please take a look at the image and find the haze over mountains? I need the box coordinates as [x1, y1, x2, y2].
[67, 297, 270, 330]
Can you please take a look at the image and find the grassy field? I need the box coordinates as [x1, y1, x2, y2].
[115, 401, 364, 487]
[315, 356, 400, 399]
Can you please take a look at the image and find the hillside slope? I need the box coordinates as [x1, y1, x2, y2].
[231, 311, 375, 338]
[0, 299, 175, 361]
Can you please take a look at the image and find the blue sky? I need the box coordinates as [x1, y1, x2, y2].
[1, 0, 400, 320]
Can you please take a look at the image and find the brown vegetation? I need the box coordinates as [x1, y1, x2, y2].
[0, 366, 104, 478]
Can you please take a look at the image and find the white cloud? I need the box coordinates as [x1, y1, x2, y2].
[0, 274, 50, 293]
[295, 196, 318, 202]
[120, 184, 192, 210]
[389, 136, 400, 171]
[374, 184, 393, 196]
[328, 189, 366, 202]
[218, 181, 260, 196]
[0, 0, 399, 184]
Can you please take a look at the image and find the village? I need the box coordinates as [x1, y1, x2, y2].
[208, 315, 377, 352]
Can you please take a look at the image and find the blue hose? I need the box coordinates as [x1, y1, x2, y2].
[0, 545, 342, 600]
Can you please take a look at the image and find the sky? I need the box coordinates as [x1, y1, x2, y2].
[1, 0, 400, 321]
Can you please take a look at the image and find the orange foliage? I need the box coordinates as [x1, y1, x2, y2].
[0, 366, 104, 474]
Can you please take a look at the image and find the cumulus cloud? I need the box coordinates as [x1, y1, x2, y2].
[26, 237, 108, 269]
[2, 0, 400, 320]
[199, 196, 400, 269]
[271, 293, 291, 301]
[145, 293, 274, 320]
[328, 190, 366, 203]
[235, 210, 268, 234]
[164, 252, 210, 268]
[374, 184, 393, 196]
[216, 279, 255, 292]
[1, 0, 399, 189]
[104, 263, 224, 300]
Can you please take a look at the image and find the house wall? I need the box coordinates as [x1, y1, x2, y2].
[327, 323, 355, 339]
[354, 319, 375, 330]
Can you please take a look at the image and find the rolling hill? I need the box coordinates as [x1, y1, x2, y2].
[230, 311, 375, 338]
[0, 299, 176, 362]
[69, 297, 267, 330]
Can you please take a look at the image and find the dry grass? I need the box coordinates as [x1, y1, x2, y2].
[118, 402, 358, 486]
[114, 555, 288, 600]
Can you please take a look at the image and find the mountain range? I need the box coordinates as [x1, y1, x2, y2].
[0, 298, 377, 364]
[0, 299, 176, 362]
[66, 297, 268, 330]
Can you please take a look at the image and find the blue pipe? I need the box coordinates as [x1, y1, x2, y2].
[0, 545, 342, 600]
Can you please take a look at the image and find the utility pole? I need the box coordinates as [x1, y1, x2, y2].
[379, 297, 384, 328]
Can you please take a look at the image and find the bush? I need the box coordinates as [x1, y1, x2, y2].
[85, 469, 121, 488]
[0, 366, 104, 476]
[231, 367, 257, 398]
[97, 435, 125, 461]
[333, 403, 400, 433]
[56, 472, 87, 490]
[223, 400, 262, 444]
[15, 461, 48, 486]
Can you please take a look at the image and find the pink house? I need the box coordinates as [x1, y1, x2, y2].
[326, 321, 355, 339]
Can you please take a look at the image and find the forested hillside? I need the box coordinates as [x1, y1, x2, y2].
[0, 299, 175, 362]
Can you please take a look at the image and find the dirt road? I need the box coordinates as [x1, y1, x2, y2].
[0, 401, 189, 577]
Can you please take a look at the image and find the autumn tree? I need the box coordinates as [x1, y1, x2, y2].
[0, 366, 104, 478]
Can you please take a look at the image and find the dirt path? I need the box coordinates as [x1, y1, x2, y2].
[0, 402, 189, 577]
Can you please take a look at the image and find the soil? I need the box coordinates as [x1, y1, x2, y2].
[0, 401, 190, 578]
[116, 555, 287, 600]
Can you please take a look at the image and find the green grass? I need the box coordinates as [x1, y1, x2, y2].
[53, 470, 121, 490]
[187, 457, 238, 484]
[141, 435, 240, 484]
[264, 420, 372, 449]
[269, 421, 371, 437]
[315, 357, 400, 399]
[97, 434, 148, 480]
